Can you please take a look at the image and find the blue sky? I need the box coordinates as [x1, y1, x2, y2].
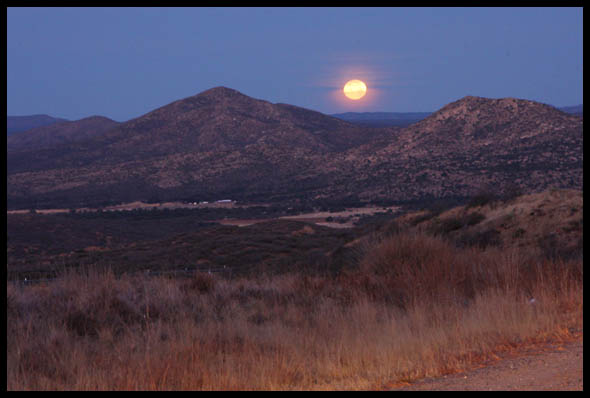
[7, 7, 583, 121]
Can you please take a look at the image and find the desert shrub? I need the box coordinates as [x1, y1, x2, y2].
[182, 272, 216, 294]
[563, 218, 583, 233]
[456, 228, 502, 249]
[466, 190, 498, 209]
[536, 233, 582, 262]
[382, 220, 402, 237]
[65, 311, 100, 338]
[409, 199, 459, 226]
[463, 212, 486, 226]
[429, 216, 464, 235]
[537, 233, 560, 261]
[427, 198, 459, 216]
[409, 211, 437, 226]
[327, 244, 363, 274]
[108, 296, 144, 325]
[512, 228, 526, 239]
[440, 217, 464, 233]
[500, 182, 523, 203]
[247, 312, 270, 325]
[352, 232, 477, 309]
[426, 212, 485, 236]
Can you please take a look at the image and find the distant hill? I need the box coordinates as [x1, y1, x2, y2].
[333, 103, 582, 127]
[558, 104, 583, 116]
[9, 104, 579, 136]
[7, 116, 120, 152]
[7, 114, 68, 135]
[7, 87, 395, 209]
[337, 96, 582, 204]
[331, 112, 432, 127]
[6, 88, 582, 210]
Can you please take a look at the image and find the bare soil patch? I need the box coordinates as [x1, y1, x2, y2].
[217, 206, 401, 229]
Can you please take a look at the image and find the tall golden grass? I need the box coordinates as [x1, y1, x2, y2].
[7, 231, 582, 390]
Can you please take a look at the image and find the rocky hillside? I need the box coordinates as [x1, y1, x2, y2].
[6, 89, 583, 210]
[7, 87, 395, 209]
[390, 96, 582, 153]
[331, 96, 583, 204]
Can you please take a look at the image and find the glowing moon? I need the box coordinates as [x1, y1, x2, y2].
[343, 79, 367, 100]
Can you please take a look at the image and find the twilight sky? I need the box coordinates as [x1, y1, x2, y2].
[7, 7, 583, 122]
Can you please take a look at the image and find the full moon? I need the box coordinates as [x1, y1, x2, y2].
[343, 79, 367, 100]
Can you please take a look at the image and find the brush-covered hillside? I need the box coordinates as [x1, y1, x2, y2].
[7, 88, 582, 210]
[392, 188, 583, 260]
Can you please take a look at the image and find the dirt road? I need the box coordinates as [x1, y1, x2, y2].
[392, 338, 583, 391]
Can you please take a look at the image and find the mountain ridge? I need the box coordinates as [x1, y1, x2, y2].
[331, 102, 582, 127]
[7, 87, 395, 208]
[7, 114, 69, 135]
[388, 96, 581, 153]
[7, 115, 119, 153]
[6, 88, 582, 210]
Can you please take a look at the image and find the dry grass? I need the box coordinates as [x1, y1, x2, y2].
[401, 189, 583, 256]
[7, 232, 582, 390]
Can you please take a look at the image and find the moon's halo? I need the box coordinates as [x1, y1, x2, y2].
[343, 79, 367, 100]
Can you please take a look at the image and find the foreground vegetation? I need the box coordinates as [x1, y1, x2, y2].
[7, 231, 582, 390]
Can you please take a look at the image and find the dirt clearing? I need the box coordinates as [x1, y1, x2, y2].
[392, 336, 583, 391]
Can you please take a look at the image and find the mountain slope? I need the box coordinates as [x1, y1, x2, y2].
[333, 96, 583, 203]
[6, 89, 582, 210]
[387, 96, 581, 153]
[395, 188, 583, 259]
[7, 87, 395, 209]
[332, 103, 582, 128]
[7, 116, 119, 152]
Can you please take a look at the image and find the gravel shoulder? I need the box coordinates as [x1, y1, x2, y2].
[393, 337, 583, 391]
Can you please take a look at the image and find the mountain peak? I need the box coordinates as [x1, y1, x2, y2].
[199, 86, 243, 96]
[427, 95, 576, 124]
[445, 95, 568, 112]
[386, 95, 583, 154]
[7, 89, 582, 210]
[78, 115, 118, 123]
[193, 86, 256, 103]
